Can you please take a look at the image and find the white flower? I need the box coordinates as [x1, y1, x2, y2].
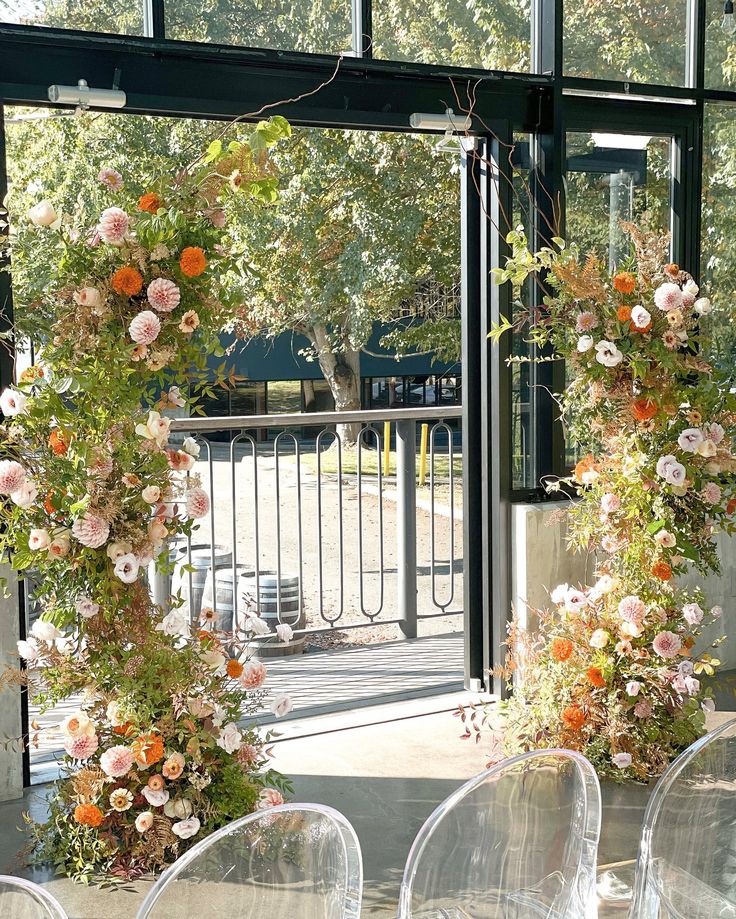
[75, 597, 99, 619]
[630, 305, 651, 329]
[164, 798, 192, 820]
[201, 648, 226, 672]
[31, 619, 62, 642]
[11, 482, 38, 509]
[589, 629, 610, 649]
[114, 553, 140, 584]
[47, 532, 71, 559]
[171, 817, 200, 840]
[711, 605, 723, 618]
[28, 528, 51, 551]
[106, 700, 124, 726]
[275, 623, 294, 642]
[55, 636, 73, 656]
[677, 428, 704, 453]
[155, 608, 190, 638]
[106, 541, 132, 561]
[269, 694, 293, 718]
[245, 616, 271, 636]
[683, 279, 699, 298]
[655, 455, 686, 486]
[550, 583, 569, 605]
[694, 297, 712, 315]
[0, 388, 28, 417]
[576, 335, 594, 353]
[60, 710, 95, 738]
[73, 287, 102, 310]
[182, 436, 201, 458]
[626, 681, 641, 697]
[702, 698, 716, 713]
[612, 752, 632, 769]
[135, 411, 171, 448]
[697, 439, 717, 458]
[166, 386, 186, 407]
[216, 722, 242, 754]
[594, 340, 623, 368]
[142, 786, 170, 807]
[654, 530, 676, 548]
[135, 812, 154, 833]
[682, 602, 704, 626]
[28, 200, 58, 227]
[141, 485, 161, 504]
[17, 638, 40, 662]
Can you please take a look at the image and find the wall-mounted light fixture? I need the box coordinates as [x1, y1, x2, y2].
[724, 0, 736, 35]
[47, 79, 127, 112]
[409, 108, 472, 132]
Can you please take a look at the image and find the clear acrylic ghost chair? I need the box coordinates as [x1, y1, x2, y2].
[0, 876, 68, 918]
[136, 802, 363, 919]
[397, 749, 602, 919]
[628, 717, 736, 919]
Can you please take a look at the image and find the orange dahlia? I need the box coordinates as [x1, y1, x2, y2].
[74, 803, 104, 828]
[111, 266, 144, 297]
[574, 454, 599, 485]
[728, 498, 736, 515]
[631, 398, 658, 422]
[617, 305, 632, 322]
[630, 318, 653, 334]
[49, 429, 70, 455]
[550, 637, 574, 663]
[179, 246, 207, 277]
[138, 192, 162, 214]
[652, 560, 673, 581]
[587, 667, 606, 688]
[613, 272, 636, 294]
[132, 732, 165, 767]
[226, 658, 244, 678]
[562, 704, 586, 731]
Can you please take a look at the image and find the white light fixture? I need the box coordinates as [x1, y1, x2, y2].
[592, 132, 652, 150]
[724, 0, 736, 35]
[47, 79, 126, 111]
[409, 108, 472, 132]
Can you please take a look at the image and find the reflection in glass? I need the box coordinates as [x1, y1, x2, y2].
[0, 0, 143, 34]
[563, 0, 687, 85]
[705, 0, 736, 89]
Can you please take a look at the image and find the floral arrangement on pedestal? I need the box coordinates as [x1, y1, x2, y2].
[472, 223, 735, 781]
[0, 120, 293, 879]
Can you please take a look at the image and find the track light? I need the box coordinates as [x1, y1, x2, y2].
[409, 108, 472, 132]
[47, 79, 127, 111]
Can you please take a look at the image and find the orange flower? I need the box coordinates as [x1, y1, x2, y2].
[147, 774, 165, 791]
[562, 705, 586, 731]
[20, 365, 43, 383]
[132, 732, 165, 767]
[44, 491, 56, 516]
[613, 272, 636, 294]
[74, 803, 104, 828]
[617, 305, 632, 322]
[587, 667, 606, 688]
[49, 429, 70, 455]
[631, 398, 658, 422]
[550, 637, 574, 663]
[113, 721, 134, 737]
[226, 658, 244, 678]
[574, 454, 599, 486]
[179, 246, 207, 278]
[630, 318, 653, 334]
[112, 266, 144, 297]
[138, 192, 162, 214]
[652, 560, 672, 581]
[664, 262, 679, 275]
[727, 498, 736, 515]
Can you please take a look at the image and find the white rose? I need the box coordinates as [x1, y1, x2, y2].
[28, 200, 58, 227]
[164, 798, 193, 820]
[135, 411, 171, 448]
[48, 533, 71, 559]
[142, 786, 170, 808]
[697, 439, 717, 458]
[106, 541, 132, 561]
[73, 287, 102, 310]
[0, 388, 29, 417]
[60, 710, 95, 738]
[148, 518, 167, 547]
[683, 279, 699, 298]
[589, 629, 610, 649]
[276, 623, 294, 642]
[11, 482, 38, 509]
[114, 553, 140, 584]
[171, 817, 200, 840]
[141, 485, 161, 504]
[269, 694, 293, 718]
[577, 335, 594, 353]
[245, 616, 271, 636]
[694, 297, 712, 315]
[135, 811, 154, 833]
[76, 597, 99, 619]
[28, 528, 51, 551]
[201, 648, 226, 672]
[155, 608, 190, 638]
[182, 436, 201, 458]
[31, 619, 63, 642]
[17, 638, 40, 662]
[216, 722, 242, 754]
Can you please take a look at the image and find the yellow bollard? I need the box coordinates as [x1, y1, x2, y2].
[383, 421, 391, 476]
[419, 423, 429, 486]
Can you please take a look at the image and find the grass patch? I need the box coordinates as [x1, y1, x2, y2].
[298, 448, 462, 481]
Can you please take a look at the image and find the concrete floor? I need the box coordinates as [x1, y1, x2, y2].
[1, 701, 733, 918]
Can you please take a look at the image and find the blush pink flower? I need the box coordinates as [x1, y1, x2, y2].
[100, 745, 134, 778]
[633, 699, 653, 718]
[682, 602, 704, 626]
[64, 733, 99, 761]
[72, 512, 110, 549]
[239, 660, 267, 689]
[97, 167, 123, 190]
[97, 206, 130, 244]
[575, 311, 598, 333]
[0, 388, 28, 417]
[129, 310, 161, 345]
[186, 486, 210, 519]
[86, 448, 114, 480]
[654, 282, 683, 312]
[0, 460, 27, 494]
[600, 493, 620, 514]
[147, 278, 181, 313]
[701, 482, 722, 505]
[257, 788, 285, 810]
[652, 630, 682, 660]
[618, 595, 646, 625]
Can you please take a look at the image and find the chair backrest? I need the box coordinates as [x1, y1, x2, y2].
[136, 802, 363, 919]
[397, 749, 601, 919]
[0, 876, 68, 918]
[628, 718, 736, 919]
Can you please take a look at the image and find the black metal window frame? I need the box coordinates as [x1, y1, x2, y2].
[0, 0, 731, 699]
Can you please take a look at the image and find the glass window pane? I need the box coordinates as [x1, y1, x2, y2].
[165, 0, 351, 55]
[563, 0, 687, 85]
[701, 103, 736, 370]
[0, 0, 144, 34]
[705, 0, 736, 89]
[372, 0, 531, 71]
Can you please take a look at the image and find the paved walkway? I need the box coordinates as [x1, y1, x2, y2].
[29, 633, 464, 782]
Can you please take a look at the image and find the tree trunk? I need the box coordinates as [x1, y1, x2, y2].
[309, 324, 362, 446]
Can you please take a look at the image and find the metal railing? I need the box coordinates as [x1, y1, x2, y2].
[161, 406, 463, 640]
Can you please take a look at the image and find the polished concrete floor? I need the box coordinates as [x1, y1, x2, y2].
[1, 700, 733, 918]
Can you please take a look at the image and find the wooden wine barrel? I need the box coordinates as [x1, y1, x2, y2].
[201, 564, 254, 633]
[171, 545, 232, 623]
[238, 570, 305, 658]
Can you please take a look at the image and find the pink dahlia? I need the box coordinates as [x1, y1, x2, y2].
[653, 282, 683, 312]
[97, 167, 123, 190]
[186, 486, 210, 519]
[257, 788, 285, 810]
[129, 310, 161, 345]
[239, 660, 267, 689]
[97, 206, 130, 244]
[633, 699, 653, 719]
[86, 448, 114, 480]
[575, 311, 598, 332]
[618, 595, 646, 625]
[72, 512, 110, 549]
[652, 630, 682, 659]
[147, 278, 181, 313]
[600, 493, 620, 514]
[0, 460, 26, 495]
[64, 733, 99, 761]
[701, 482, 722, 505]
[682, 602, 704, 626]
[100, 745, 134, 778]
